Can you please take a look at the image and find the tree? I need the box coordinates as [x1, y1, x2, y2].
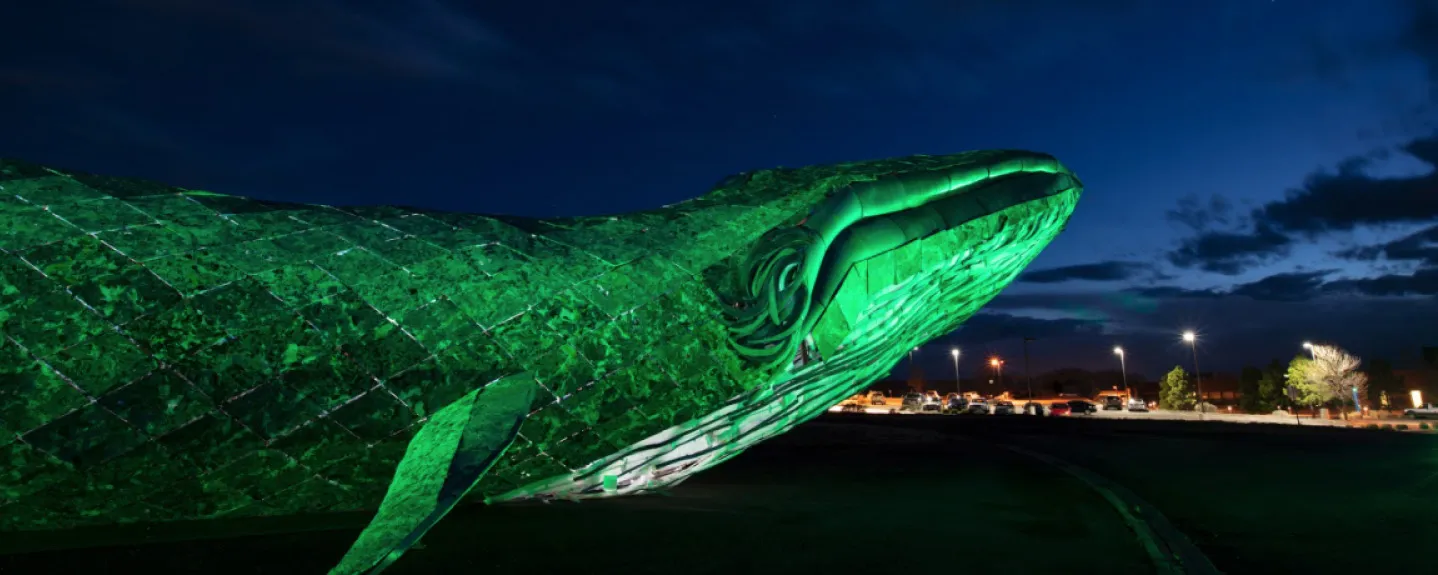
[1286, 355, 1323, 409]
[1238, 365, 1263, 412]
[1160, 366, 1196, 410]
[1256, 359, 1286, 412]
[1364, 358, 1405, 411]
[1289, 345, 1369, 418]
[1310, 344, 1368, 417]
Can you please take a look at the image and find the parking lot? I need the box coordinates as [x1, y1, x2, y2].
[828, 396, 1354, 427]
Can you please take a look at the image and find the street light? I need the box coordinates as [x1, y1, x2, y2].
[990, 357, 1003, 387]
[950, 348, 961, 396]
[1302, 341, 1315, 360]
[1113, 346, 1128, 392]
[1182, 331, 1203, 419]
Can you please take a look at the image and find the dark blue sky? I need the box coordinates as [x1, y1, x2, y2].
[2, 0, 1436, 379]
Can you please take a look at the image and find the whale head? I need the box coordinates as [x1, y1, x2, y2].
[711, 150, 1083, 381]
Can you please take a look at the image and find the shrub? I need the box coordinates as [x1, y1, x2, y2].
[1396, 424, 1410, 431]
[1365, 423, 1379, 429]
[1382, 424, 1395, 430]
[1195, 402, 1219, 413]
[1421, 423, 1432, 431]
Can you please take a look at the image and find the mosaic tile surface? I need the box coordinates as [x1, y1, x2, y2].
[0, 151, 1081, 572]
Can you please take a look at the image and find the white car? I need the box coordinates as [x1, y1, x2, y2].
[1127, 398, 1149, 412]
[1404, 404, 1438, 420]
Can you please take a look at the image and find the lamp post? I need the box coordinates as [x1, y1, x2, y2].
[950, 348, 961, 396]
[1023, 337, 1036, 401]
[990, 357, 1003, 391]
[1183, 331, 1203, 420]
[1114, 346, 1128, 392]
[1302, 341, 1315, 360]
[908, 346, 920, 392]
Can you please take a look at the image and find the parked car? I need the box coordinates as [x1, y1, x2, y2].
[900, 392, 925, 412]
[993, 400, 1017, 415]
[1127, 397, 1149, 412]
[1404, 404, 1438, 419]
[944, 395, 969, 414]
[966, 399, 992, 414]
[1048, 402, 1072, 416]
[1101, 396, 1125, 411]
[921, 395, 943, 413]
[840, 403, 866, 413]
[868, 392, 888, 406]
[1067, 400, 1099, 415]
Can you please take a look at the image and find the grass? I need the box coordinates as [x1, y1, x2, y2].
[0, 421, 1150, 574]
[855, 413, 1438, 573]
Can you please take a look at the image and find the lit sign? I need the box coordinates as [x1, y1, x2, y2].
[1412, 390, 1424, 409]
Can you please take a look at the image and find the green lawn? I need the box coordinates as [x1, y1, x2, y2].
[872, 414, 1438, 573]
[1, 421, 1151, 574]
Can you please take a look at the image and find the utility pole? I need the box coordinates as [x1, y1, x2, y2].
[1023, 337, 1035, 401]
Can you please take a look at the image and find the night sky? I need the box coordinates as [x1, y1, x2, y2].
[2, 0, 1436, 381]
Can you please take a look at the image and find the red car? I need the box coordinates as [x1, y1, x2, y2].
[1047, 403, 1072, 416]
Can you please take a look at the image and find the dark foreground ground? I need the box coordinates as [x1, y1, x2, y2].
[2, 414, 1434, 574]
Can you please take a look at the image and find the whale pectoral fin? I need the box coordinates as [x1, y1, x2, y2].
[329, 373, 538, 575]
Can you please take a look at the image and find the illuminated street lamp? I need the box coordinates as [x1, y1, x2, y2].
[950, 348, 961, 396]
[990, 357, 1003, 387]
[1182, 331, 1204, 419]
[1302, 341, 1315, 360]
[1113, 346, 1128, 392]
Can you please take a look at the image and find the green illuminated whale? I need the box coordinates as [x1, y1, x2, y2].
[0, 150, 1081, 573]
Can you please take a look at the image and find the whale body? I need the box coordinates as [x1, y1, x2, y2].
[0, 150, 1082, 573]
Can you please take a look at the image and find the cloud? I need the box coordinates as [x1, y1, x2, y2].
[952, 312, 1109, 342]
[1166, 194, 1239, 233]
[1259, 140, 1438, 234]
[1324, 268, 1438, 297]
[1338, 224, 1438, 266]
[1287, 0, 1438, 99]
[1123, 271, 1336, 303]
[1166, 224, 1293, 275]
[1167, 131, 1438, 274]
[1019, 261, 1157, 284]
[972, 282, 1438, 374]
[1230, 271, 1336, 302]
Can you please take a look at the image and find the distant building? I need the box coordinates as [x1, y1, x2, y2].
[907, 364, 927, 393]
[1195, 371, 1240, 405]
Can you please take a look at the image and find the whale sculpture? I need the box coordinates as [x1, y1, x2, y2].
[0, 150, 1081, 573]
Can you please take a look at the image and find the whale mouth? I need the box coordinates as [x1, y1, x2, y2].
[779, 155, 1081, 372]
[507, 155, 1084, 502]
